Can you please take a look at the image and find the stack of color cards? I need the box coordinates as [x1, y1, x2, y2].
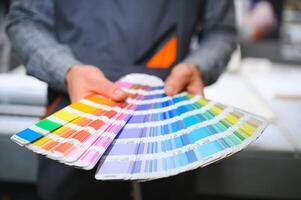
[11, 73, 268, 181]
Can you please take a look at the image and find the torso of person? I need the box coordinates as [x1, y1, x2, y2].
[54, 0, 201, 80]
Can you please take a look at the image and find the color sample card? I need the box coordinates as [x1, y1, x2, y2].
[11, 73, 268, 181]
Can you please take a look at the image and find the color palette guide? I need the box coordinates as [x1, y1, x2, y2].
[11, 73, 267, 181]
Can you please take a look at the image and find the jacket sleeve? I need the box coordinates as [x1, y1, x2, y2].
[183, 0, 237, 85]
[6, 0, 81, 92]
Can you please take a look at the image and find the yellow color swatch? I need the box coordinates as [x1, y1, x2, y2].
[32, 137, 50, 147]
[197, 99, 208, 106]
[53, 110, 79, 122]
[225, 114, 239, 124]
[69, 102, 97, 114]
[240, 123, 256, 136]
[87, 95, 114, 106]
[211, 106, 223, 114]
[51, 126, 70, 135]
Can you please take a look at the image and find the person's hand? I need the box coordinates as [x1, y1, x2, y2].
[164, 63, 204, 97]
[65, 64, 127, 103]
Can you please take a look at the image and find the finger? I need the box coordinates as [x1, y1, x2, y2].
[91, 76, 128, 101]
[187, 79, 205, 97]
[164, 68, 192, 96]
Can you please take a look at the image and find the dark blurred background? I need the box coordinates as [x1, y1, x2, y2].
[0, 0, 300, 200]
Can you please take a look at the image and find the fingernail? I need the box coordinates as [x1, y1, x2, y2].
[165, 86, 174, 95]
[114, 89, 125, 99]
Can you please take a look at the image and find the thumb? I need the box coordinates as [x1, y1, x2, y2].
[91, 76, 128, 101]
[164, 67, 192, 96]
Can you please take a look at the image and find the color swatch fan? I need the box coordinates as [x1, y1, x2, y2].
[11, 73, 268, 181]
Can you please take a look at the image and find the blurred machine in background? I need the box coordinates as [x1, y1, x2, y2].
[201, 57, 301, 199]
[238, 0, 301, 65]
